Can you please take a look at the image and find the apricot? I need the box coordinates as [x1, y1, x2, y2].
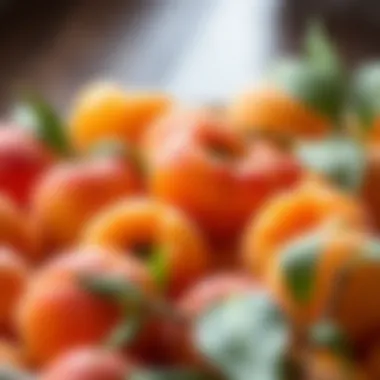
[243, 178, 367, 278]
[228, 57, 345, 141]
[0, 248, 28, 332]
[0, 126, 54, 208]
[228, 86, 331, 140]
[16, 247, 156, 367]
[32, 156, 141, 255]
[169, 273, 257, 367]
[69, 82, 172, 152]
[40, 348, 132, 380]
[0, 195, 37, 262]
[82, 198, 209, 298]
[146, 110, 302, 241]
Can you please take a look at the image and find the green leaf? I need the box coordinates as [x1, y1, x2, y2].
[351, 63, 380, 128]
[81, 275, 146, 350]
[280, 232, 325, 305]
[304, 21, 340, 70]
[13, 93, 72, 156]
[147, 246, 169, 291]
[297, 137, 367, 193]
[273, 60, 346, 125]
[80, 275, 142, 305]
[194, 292, 295, 380]
[105, 313, 145, 350]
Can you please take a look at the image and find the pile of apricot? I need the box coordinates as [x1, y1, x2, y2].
[3, 28, 380, 380]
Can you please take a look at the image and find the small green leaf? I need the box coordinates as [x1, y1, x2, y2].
[350, 63, 380, 128]
[195, 292, 295, 380]
[105, 313, 145, 350]
[297, 137, 367, 193]
[280, 232, 325, 305]
[147, 246, 169, 291]
[305, 21, 340, 70]
[80, 275, 142, 305]
[80, 274, 182, 336]
[273, 60, 346, 125]
[13, 93, 72, 156]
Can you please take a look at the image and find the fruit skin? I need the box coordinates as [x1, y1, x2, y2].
[82, 198, 210, 298]
[306, 350, 366, 380]
[0, 339, 24, 368]
[335, 241, 380, 345]
[32, 156, 141, 255]
[146, 110, 302, 241]
[361, 148, 380, 232]
[0, 247, 28, 333]
[243, 178, 368, 278]
[228, 86, 331, 140]
[168, 273, 257, 367]
[361, 343, 380, 379]
[40, 348, 132, 380]
[0, 195, 38, 262]
[16, 247, 156, 367]
[0, 126, 54, 208]
[69, 83, 172, 152]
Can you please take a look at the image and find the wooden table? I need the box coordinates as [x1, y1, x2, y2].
[0, 0, 380, 113]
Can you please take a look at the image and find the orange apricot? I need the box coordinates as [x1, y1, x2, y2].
[69, 83, 172, 152]
[82, 198, 209, 298]
[0, 247, 28, 332]
[32, 156, 141, 255]
[0, 195, 37, 262]
[243, 178, 368, 278]
[146, 110, 302, 241]
[0, 126, 54, 208]
[228, 86, 331, 140]
[16, 247, 156, 367]
[40, 348, 132, 380]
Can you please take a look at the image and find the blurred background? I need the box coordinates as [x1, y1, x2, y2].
[1, 0, 380, 113]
